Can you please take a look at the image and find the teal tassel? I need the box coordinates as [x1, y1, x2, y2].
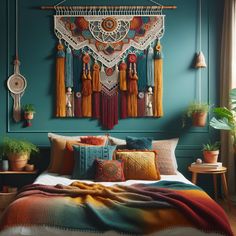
[73, 50, 83, 92]
[146, 46, 154, 87]
[137, 53, 147, 91]
[65, 46, 73, 88]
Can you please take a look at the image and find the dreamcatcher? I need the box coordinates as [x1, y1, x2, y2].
[41, 3, 176, 129]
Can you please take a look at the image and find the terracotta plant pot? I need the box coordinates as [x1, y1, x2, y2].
[8, 153, 29, 171]
[203, 150, 219, 163]
[192, 112, 207, 127]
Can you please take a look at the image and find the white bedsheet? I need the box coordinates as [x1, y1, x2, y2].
[34, 171, 193, 186]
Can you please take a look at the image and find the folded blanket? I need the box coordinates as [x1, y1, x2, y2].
[0, 181, 233, 235]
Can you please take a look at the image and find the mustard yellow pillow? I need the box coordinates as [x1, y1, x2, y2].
[115, 151, 161, 180]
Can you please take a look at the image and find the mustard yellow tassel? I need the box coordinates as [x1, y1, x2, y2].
[119, 62, 127, 91]
[55, 43, 66, 117]
[154, 42, 163, 117]
[92, 63, 101, 92]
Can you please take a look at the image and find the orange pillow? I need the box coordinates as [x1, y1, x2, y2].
[59, 141, 93, 175]
[80, 136, 107, 146]
[115, 150, 161, 180]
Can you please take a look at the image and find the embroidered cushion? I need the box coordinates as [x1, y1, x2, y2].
[95, 159, 125, 182]
[115, 151, 160, 180]
[108, 136, 179, 175]
[126, 136, 153, 150]
[72, 145, 117, 179]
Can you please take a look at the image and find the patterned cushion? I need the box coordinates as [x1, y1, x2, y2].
[126, 136, 153, 150]
[115, 151, 160, 180]
[72, 145, 117, 179]
[95, 159, 125, 182]
[108, 136, 179, 175]
[152, 138, 179, 175]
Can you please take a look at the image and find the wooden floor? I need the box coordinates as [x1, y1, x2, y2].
[218, 200, 236, 236]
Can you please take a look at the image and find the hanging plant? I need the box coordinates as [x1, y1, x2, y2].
[23, 104, 36, 127]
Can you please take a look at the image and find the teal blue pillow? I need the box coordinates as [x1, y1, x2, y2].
[126, 136, 153, 150]
[72, 145, 116, 179]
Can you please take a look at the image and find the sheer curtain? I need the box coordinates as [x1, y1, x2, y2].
[220, 0, 236, 201]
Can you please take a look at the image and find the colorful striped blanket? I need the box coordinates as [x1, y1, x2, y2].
[0, 181, 233, 235]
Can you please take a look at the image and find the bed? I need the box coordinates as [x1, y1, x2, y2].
[0, 171, 233, 236]
[0, 134, 233, 236]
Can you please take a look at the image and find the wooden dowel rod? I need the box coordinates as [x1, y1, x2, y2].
[41, 5, 177, 10]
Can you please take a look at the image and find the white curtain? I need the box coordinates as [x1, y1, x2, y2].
[220, 0, 236, 197]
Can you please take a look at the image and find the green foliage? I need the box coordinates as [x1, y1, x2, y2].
[1, 137, 39, 156]
[186, 102, 210, 118]
[210, 88, 236, 144]
[23, 104, 36, 113]
[202, 141, 220, 151]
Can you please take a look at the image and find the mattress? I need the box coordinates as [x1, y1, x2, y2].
[33, 170, 193, 186]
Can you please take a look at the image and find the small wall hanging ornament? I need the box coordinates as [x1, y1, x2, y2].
[7, 0, 27, 122]
[41, 3, 176, 129]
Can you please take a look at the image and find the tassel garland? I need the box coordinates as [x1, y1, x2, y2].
[55, 43, 66, 117]
[153, 41, 163, 117]
[137, 53, 147, 91]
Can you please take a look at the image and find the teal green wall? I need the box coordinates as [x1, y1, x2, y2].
[0, 0, 224, 191]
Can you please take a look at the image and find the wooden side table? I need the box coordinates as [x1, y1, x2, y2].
[188, 166, 231, 209]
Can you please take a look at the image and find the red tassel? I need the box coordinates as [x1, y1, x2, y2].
[93, 92, 100, 118]
[74, 92, 82, 117]
[138, 92, 145, 117]
[114, 93, 118, 125]
[120, 91, 127, 119]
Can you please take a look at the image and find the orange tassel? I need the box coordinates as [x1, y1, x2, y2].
[92, 63, 101, 92]
[119, 62, 127, 91]
[55, 43, 66, 117]
[154, 43, 163, 117]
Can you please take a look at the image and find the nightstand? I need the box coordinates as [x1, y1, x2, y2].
[188, 166, 231, 209]
[0, 170, 38, 211]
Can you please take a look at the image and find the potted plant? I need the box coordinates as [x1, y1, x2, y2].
[2, 137, 39, 171]
[202, 141, 220, 163]
[23, 104, 36, 127]
[183, 102, 210, 127]
[210, 88, 236, 152]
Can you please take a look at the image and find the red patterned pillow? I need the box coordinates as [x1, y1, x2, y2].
[95, 159, 125, 182]
[80, 136, 107, 146]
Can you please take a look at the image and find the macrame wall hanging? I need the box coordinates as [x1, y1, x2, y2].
[41, 4, 176, 129]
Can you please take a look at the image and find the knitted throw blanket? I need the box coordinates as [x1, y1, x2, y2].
[0, 181, 233, 235]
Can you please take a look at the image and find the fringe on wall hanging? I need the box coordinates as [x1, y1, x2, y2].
[47, 4, 174, 128]
[55, 43, 66, 117]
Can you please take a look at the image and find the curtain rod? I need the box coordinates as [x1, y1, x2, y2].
[40, 5, 177, 10]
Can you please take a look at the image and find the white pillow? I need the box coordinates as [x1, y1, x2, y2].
[48, 133, 82, 140]
[108, 136, 179, 175]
